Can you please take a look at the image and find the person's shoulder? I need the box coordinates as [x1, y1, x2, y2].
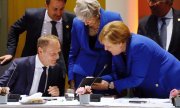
[173, 8, 180, 16]
[101, 9, 122, 21]
[73, 17, 84, 25]
[25, 8, 45, 16]
[63, 11, 76, 18]
[63, 11, 76, 23]
[102, 9, 119, 16]
[72, 18, 85, 30]
[139, 16, 151, 24]
[23, 8, 45, 20]
[13, 56, 35, 65]
[132, 34, 159, 48]
[132, 33, 153, 41]
[138, 15, 158, 28]
[131, 34, 150, 45]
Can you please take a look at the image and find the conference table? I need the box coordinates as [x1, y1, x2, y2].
[0, 97, 175, 108]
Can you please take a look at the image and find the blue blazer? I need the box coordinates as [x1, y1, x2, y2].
[0, 56, 65, 96]
[102, 34, 180, 98]
[68, 8, 122, 88]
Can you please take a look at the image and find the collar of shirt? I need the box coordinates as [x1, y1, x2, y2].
[35, 54, 49, 69]
[158, 8, 173, 30]
[158, 8, 173, 21]
[44, 10, 62, 23]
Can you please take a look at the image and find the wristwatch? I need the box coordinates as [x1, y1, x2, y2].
[108, 82, 114, 89]
[69, 80, 75, 89]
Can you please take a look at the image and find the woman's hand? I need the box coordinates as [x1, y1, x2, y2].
[69, 80, 75, 89]
[76, 86, 92, 95]
[91, 80, 109, 90]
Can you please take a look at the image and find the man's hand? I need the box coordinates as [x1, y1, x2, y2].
[47, 86, 60, 97]
[0, 87, 10, 95]
[91, 80, 109, 90]
[0, 55, 13, 64]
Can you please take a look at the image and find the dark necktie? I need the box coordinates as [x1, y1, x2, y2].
[51, 21, 58, 37]
[160, 18, 167, 49]
[38, 66, 47, 93]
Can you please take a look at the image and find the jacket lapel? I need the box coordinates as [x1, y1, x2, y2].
[36, 8, 46, 39]
[95, 8, 106, 49]
[25, 56, 36, 95]
[168, 9, 180, 52]
[146, 16, 163, 47]
[62, 14, 70, 49]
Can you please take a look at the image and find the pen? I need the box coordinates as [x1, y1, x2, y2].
[129, 100, 147, 103]
[44, 99, 57, 101]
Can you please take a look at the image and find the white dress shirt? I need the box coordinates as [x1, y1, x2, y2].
[41, 10, 63, 43]
[29, 55, 49, 96]
[158, 8, 173, 50]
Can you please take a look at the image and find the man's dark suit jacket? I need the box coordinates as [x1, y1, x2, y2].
[138, 9, 180, 60]
[0, 56, 65, 96]
[7, 8, 75, 68]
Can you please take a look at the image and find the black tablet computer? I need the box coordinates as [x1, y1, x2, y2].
[78, 77, 102, 87]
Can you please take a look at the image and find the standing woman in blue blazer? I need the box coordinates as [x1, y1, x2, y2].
[93, 21, 180, 98]
[68, 0, 122, 92]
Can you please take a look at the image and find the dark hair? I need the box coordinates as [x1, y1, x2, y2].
[169, 0, 174, 5]
[165, 0, 174, 5]
[46, 0, 67, 5]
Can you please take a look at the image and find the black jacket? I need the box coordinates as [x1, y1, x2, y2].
[138, 9, 180, 60]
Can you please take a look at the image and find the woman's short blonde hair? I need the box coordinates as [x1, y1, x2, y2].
[74, 0, 101, 21]
[99, 21, 131, 44]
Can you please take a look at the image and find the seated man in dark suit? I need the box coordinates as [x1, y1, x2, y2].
[0, 35, 64, 96]
[0, 0, 75, 79]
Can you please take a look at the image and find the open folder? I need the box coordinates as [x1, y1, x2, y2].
[78, 77, 102, 87]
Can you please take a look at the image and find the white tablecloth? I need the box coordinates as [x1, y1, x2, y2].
[0, 97, 175, 108]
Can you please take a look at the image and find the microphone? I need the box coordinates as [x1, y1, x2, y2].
[90, 64, 108, 86]
[75, 64, 108, 100]
[5, 63, 21, 102]
[6, 63, 17, 87]
[77, 64, 108, 88]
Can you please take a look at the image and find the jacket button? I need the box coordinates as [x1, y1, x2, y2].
[155, 84, 159, 87]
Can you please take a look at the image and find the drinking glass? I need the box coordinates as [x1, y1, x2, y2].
[65, 89, 74, 101]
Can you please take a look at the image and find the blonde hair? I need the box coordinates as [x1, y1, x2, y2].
[74, 0, 100, 21]
[99, 21, 131, 44]
[37, 35, 60, 50]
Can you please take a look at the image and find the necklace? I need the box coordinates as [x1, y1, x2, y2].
[88, 19, 100, 36]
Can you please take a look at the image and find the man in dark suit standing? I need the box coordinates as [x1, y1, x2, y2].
[138, 0, 180, 60]
[0, 0, 75, 69]
[0, 35, 64, 96]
